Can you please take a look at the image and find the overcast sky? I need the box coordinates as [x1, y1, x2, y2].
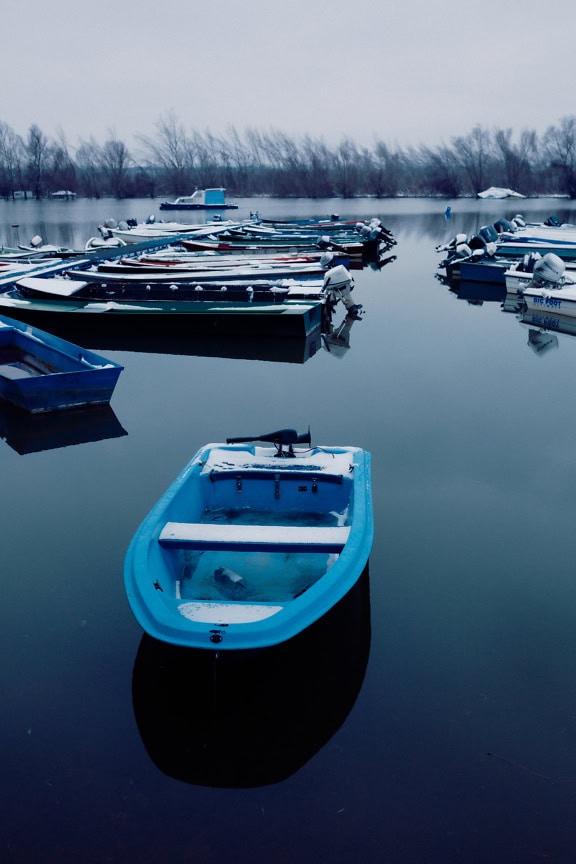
[2, 0, 574, 155]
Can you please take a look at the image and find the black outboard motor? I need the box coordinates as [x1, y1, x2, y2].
[494, 218, 515, 234]
[544, 215, 562, 227]
[516, 251, 542, 273]
[467, 235, 487, 251]
[226, 428, 312, 457]
[479, 224, 499, 244]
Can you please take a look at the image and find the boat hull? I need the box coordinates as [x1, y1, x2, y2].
[124, 442, 373, 650]
[0, 293, 323, 338]
[0, 315, 123, 413]
[159, 202, 239, 210]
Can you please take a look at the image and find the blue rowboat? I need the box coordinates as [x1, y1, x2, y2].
[0, 314, 123, 413]
[124, 429, 373, 650]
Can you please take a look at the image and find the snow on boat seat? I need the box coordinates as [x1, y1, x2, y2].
[158, 521, 350, 552]
[16, 276, 88, 297]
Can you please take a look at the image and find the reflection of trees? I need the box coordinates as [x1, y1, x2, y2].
[4, 113, 576, 199]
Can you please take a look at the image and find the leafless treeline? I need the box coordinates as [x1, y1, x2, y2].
[3, 112, 576, 200]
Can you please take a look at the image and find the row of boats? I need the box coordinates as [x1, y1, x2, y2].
[437, 212, 576, 319]
[0, 213, 390, 651]
[0, 214, 397, 342]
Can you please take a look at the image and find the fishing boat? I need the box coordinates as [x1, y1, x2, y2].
[124, 429, 373, 650]
[159, 188, 239, 211]
[0, 280, 324, 338]
[0, 260, 361, 337]
[504, 253, 576, 317]
[438, 218, 576, 281]
[0, 314, 123, 413]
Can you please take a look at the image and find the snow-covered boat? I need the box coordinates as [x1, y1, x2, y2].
[0, 314, 123, 413]
[124, 430, 373, 650]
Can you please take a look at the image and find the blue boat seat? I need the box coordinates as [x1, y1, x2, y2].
[158, 521, 350, 553]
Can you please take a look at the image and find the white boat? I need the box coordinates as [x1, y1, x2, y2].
[102, 219, 239, 245]
[505, 253, 576, 316]
[159, 188, 239, 211]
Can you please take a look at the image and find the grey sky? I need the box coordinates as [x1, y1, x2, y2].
[2, 0, 574, 154]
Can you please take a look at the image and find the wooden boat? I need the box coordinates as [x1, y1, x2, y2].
[0, 314, 123, 413]
[159, 188, 239, 211]
[180, 235, 369, 258]
[124, 429, 373, 650]
[105, 220, 239, 245]
[90, 258, 335, 282]
[0, 281, 324, 338]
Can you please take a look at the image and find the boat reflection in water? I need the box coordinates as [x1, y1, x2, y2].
[447, 278, 507, 306]
[0, 401, 127, 454]
[516, 308, 576, 357]
[91, 327, 324, 365]
[19, 303, 356, 366]
[322, 309, 362, 359]
[131, 567, 371, 788]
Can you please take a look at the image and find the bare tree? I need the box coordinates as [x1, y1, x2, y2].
[493, 127, 537, 193]
[0, 122, 24, 198]
[301, 135, 333, 198]
[138, 111, 192, 193]
[25, 124, 52, 198]
[451, 125, 493, 194]
[76, 137, 104, 198]
[49, 128, 77, 193]
[100, 132, 131, 197]
[373, 141, 408, 197]
[542, 115, 576, 197]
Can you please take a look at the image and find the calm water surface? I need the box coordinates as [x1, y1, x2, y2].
[3, 196, 576, 863]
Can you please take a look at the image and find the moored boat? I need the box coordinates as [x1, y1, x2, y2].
[159, 188, 239, 211]
[124, 429, 373, 650]
[0, 314, 123, 413]
[0, 281, 324, 338]
[505, 253, 576, 317]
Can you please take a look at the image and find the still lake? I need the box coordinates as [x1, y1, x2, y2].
[2, 195, 576, 863]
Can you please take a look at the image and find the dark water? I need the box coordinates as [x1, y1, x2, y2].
[3, 196, 576, 863]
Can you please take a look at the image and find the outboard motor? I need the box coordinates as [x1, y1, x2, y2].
[479, 225, 499, 244]
[29, 235, 44, 248]
[320, 252, 335, 269]
[544, 215, 562, 227]
[226, 428, 311, 457]
[517, 251, 542, 273]
[322, 265, 361, 314]
[513, 214, 526, 227]
[468, 235, 487, 251]
[532, 253, 566, 287]
[494, 218, 515, 234]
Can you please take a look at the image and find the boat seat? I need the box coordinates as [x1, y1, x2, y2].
[158, 521, 350, 552]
